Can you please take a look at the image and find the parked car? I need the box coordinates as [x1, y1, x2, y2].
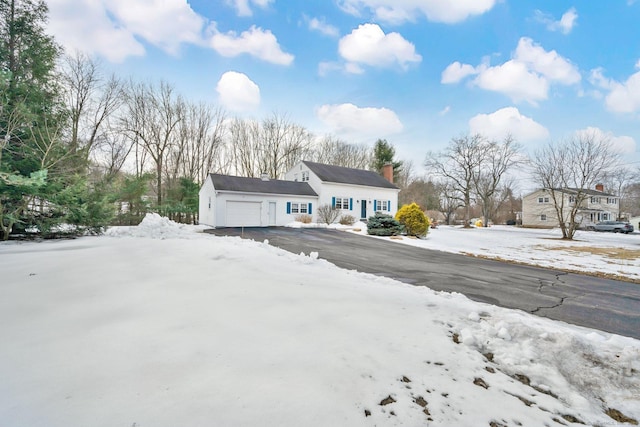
[589, 221, 634, 234]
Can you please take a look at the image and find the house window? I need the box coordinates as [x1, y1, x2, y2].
[301, 171, 309, 182]
[538, 197, 549, 203]
[287, 202, 312, 215]
[540, 214, 547, 221]
[591, 196, 601, 204]
[336, 198, 349, 209]
[569, 196, 575, 203]
[607, 198, 617, 204]
[208, 197, 211, 209]
[375, 200, 389, 212]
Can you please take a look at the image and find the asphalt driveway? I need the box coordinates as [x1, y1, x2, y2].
[205, 227, 640, 340]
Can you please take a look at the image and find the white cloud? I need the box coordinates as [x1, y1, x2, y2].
[210, 25, 294, 65]
[439, 106, 451, 116]
[574, 127, 636, 154]
[307, 17, 339, 37]
[469, 107, 549, 142]
[338, 0, 497, 24]
[316, 103, 403, 136]
[535, 7, 578, 34]
[47, 0, 289, 65]
[216, 71, 261, 112]
[442, 37, 579, 104]
[441, 61, 479, 84]
[47, 0, 205, 61]
[605, 72, 640, 113]
[591, 68, 640, 113]
[589, 68, 615, 90]
[227, 0, 273, 17]
[338, 24, 421, 72]
[474, 60, 549, 104]
[514, 38, 580, 84]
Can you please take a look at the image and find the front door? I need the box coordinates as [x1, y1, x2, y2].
[268, 202, 276, 225]
[361, 199, 367, 220]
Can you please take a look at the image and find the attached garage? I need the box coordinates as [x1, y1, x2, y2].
[198, 173, 317, 228]
[226, 201, 262, 227]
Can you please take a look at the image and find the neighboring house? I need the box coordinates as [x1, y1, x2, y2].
[522, 184, 620, 228]
[199, 161, 399, 227]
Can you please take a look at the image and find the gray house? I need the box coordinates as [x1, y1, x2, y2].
[522, 185, 620, 228]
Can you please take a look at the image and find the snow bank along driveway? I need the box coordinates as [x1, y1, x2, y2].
[0, 215, 638, 426]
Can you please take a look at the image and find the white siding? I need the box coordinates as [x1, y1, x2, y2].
[285, 161, 399, 223]
[198, 177, 216, 227]
[226, 201, 262, 226]
[214, 192, 316, 227]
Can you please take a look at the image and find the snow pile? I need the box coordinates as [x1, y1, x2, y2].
[1, 218, 638, 427]
[105, 213, 204, 239]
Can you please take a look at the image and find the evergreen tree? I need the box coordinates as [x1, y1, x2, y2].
[366, 212, 403, 236]
[0, 0, 111, 239]
[370, 139, 402, 182]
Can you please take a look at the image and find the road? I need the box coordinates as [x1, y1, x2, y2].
[205, 227, 640, 340]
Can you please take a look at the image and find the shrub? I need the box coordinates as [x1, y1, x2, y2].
[367, 212, 403, 236]
[295, 214, 312, 224]
[339, 214, 356, 225]
[317, 204, 340, 224]
[395, 203, 430, 237]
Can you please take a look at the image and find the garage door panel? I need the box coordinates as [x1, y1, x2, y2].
[226, 201, 262, 227]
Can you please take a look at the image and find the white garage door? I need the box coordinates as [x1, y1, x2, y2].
[226, 201, 262, 227]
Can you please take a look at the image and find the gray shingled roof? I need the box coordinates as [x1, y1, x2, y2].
[209, 174, 317, 196]
[553, 187, 617, 197]
[302, 161, 398, 189]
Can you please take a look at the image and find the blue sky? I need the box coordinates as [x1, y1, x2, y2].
[46, 0, 640, 181]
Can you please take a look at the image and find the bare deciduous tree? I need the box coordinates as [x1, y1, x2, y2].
[530, 132, 620, 239]
[602, 167, 638, 219]
[167, 102, 226, 185]
[472, 135, 521, 226]
[60, 52, 123, 160]
[312, 136, 372, 169]
[437, 180, 464, 225]
[120, 80, 184, 206]
[227, 113, 313, 178]
[425, 134, 486, 227]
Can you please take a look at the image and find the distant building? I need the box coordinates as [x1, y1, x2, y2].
[522, 184, 620, 228]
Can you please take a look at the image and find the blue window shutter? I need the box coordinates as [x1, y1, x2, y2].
[308, 203, 312, 214]
[286, 202, 291, 214]
[374, 200, 377, 211]
[332, 197, 336, 208]
[349, 198, 353, 210]
[388, 200, 391, 211]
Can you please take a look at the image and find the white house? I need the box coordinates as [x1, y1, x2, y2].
[199, 161, 399, 227]
[522, 184, 620, 228]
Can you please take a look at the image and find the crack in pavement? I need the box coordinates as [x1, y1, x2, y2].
[532, 272, 570, 314]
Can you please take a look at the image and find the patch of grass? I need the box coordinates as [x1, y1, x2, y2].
[540, 245, 640, 261]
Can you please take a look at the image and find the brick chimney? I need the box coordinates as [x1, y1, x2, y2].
[382, 163, 393, 184]
[595, 183, 604, 192]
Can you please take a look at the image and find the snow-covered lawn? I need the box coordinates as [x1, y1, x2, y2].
[344, 223, 640, 283]
[1, 215, 638, 426]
